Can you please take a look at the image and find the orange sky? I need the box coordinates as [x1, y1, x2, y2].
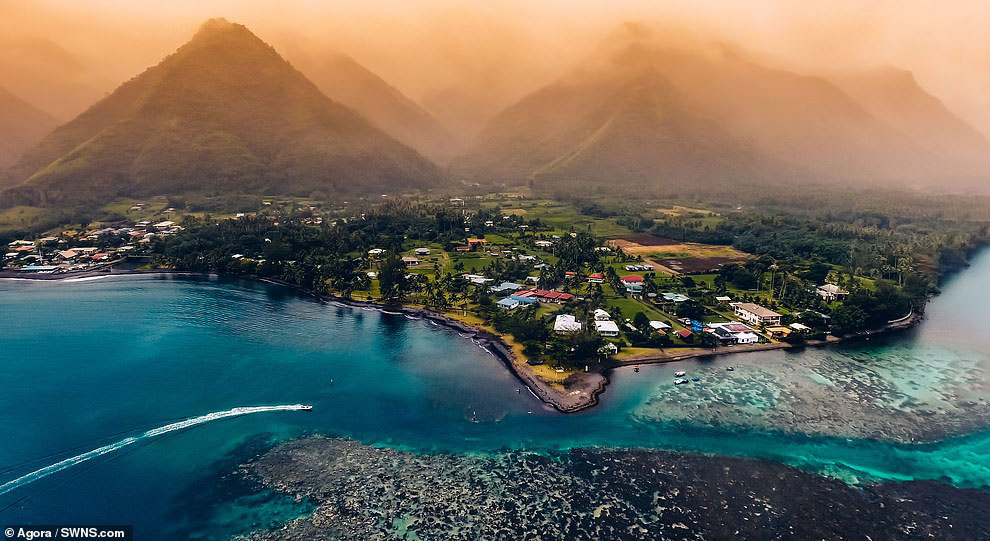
[2, 0, 989, 136]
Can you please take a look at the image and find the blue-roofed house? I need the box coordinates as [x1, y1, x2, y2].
[497, 298, 521, 309]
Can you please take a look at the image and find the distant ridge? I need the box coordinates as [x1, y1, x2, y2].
[453, 23, 990, 191]
[294, 52, 455, 164]
[0, 87, 58, 173]
[2, 18, 443, 208]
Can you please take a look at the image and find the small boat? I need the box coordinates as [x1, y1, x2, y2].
[674, 378, 687, 385]
[691, 377, 700, 382]
[675, 371, 686, 377]
[634, 366, 640, 373]
[726, 366, 734, 371]
[300, 405, 313, 411]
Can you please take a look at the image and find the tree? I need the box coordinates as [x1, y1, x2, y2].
[378, 253, 409, 301]
[832, 304, 868, 334]
[633, 311, 650, 330]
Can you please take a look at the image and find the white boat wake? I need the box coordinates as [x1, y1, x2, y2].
[0, 404, 310, 497]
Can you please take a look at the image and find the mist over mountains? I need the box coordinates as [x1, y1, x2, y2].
[0, 19, 441, 208]
[453, 23, 989, 190]
[1, 17, 987, 209]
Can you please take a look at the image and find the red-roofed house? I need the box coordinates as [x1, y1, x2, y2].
[587, 273, 604, 284]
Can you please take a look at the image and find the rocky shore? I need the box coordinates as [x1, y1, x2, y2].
[0, 265, 923, 415]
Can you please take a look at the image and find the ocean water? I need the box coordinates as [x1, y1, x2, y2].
[1, 250, 990, 538]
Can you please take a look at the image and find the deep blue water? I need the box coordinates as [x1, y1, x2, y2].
[1, 250, 990, 538]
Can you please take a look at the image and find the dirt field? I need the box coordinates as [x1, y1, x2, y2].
[657, 256, 748, 273]
[608, 238, 750, 274]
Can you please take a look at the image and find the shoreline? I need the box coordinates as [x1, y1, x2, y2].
[0, 264, 923, 414]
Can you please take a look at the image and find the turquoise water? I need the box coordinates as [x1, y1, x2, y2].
[1, 250, 990, 537]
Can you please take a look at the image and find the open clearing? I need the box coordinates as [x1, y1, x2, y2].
[609, 238, 750, 274]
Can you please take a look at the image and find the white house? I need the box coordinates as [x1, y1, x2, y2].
[554, 314, 582, 334]
[817, 283, 849, 302]
[535, 240, 553, 248]
[649, 320, 671, 331]
[732, 303, 781, 326]
[367, 248, 385, 257]
[414, 247, 431, 256]
[594, 319, 620, 337]
[593, 309, 611, 321]
[734, 332, 759, 344]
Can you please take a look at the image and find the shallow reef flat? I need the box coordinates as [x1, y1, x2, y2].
[244, 437, 990, 540]
[631, 342, 990, 443]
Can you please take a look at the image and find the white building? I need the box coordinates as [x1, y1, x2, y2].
[593, 309, 611, 321]
[594, 319, 620, 337]
[817, 283, 849, 302]
[553, 314, 582, 334]
[732, 303, 782, 326]
[649, 320, 671, 331]
[367, 248, 385, 257]
[414, 247, 431, 256]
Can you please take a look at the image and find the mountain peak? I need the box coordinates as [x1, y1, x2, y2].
[2, 20, 443, 207]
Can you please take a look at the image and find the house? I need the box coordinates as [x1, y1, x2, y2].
[598, 342, 619, 355]
[554, 314, 582, 334]
[455, 246, 471, 252]
[484, 220, 494, 227]
[715, 295, 732, 303]
[594, 320, 620, 337]
[707, 322, 761, 345]
[620, 275, 644, 287]
[463, 274, 493, 285]
[593, 309, 611, 321]
[507, 295, 539, 306]
[492, 282, 525, 294]
[817, 283, 849, 302]
[789, 322, 811, 331]
[467, 238, 487, 251]
[534, 240, 553, 248]
[587, 273, 604, 284]
[649, 320, 671, 331]
[661, 292, 690, 303]
[367, 248, 385, 257]
[152, 220, 175, 230]
[414, 247, 431, 256]
[401, 257, 421, 265]
[496, 298, 521, 310]
[735, 332, 759, 344]
[675, 329, 693, 340]
[57, 249, 79, 260]
[766, 326, 792, 339]
[732, 303, 782, 326]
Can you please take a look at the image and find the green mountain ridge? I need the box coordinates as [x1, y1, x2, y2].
[291, 52, 455, 164]
[453, 25, 990, 191]
[1, 18, 443, 208]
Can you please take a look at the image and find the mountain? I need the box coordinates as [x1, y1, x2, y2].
[451, 66, 766, 189]
[453, 24, 988, 191]
[2, 19, 443, 208]
[292, 53, 455, 163]
[0, 87, 59, 171]
[828, 67, 989, 162]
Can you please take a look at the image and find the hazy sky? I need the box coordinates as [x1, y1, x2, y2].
[2, 0, 989, 135]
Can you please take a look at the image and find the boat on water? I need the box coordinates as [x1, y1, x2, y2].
[300, 405, 313, 411]
[726, 366, 734, 371]
[674, 378, 687, 385]
[675, 371, 686, 377]
[692, 377, 700, 382]
[634, 366, 640, 372]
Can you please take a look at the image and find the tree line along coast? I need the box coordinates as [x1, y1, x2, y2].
[3, 189, 987, 408]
